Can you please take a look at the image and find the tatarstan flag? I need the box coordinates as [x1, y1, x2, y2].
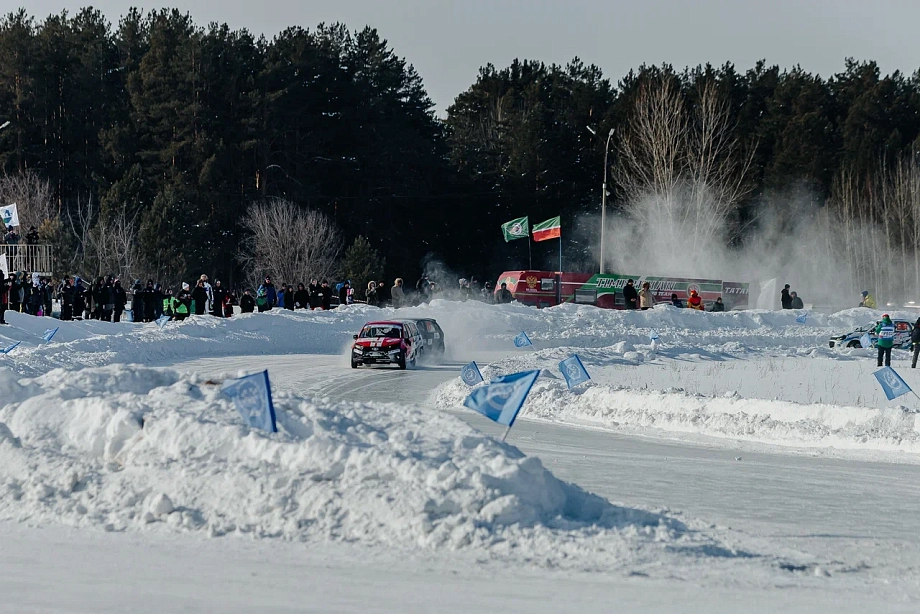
[532, 216, 561, 242]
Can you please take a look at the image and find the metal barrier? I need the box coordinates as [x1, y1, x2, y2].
[0, 244, 54, 275]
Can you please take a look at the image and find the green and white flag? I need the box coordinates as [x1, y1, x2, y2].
[501, 216, 529, 242]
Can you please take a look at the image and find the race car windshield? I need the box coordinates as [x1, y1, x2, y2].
[361, 326, 401, 339]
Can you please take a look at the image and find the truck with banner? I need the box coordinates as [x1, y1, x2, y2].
[495, 271, 750, 310]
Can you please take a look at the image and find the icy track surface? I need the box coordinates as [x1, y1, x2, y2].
[4, 301, 918, 457]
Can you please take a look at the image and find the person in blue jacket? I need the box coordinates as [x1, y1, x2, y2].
[670, 293, 684, 308]
[258, 276, 277, 312]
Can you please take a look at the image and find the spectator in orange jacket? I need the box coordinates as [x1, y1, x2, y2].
[687, 289, 704, 311]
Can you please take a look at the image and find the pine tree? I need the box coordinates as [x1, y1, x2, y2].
[342, 236, 385, 301]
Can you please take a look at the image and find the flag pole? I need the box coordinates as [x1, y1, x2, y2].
[500, 425, 512, 442]
[527, 238, 532, 269]
[558, 236, 562, 272]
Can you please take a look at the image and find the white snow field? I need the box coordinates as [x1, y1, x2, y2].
[2, 302, 920, 612]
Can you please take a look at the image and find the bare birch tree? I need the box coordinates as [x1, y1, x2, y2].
[0, 171, 55, 231]
[611, 75, 753, 273]
[66, 198, 141, 281]
[238, 199, 341, 287]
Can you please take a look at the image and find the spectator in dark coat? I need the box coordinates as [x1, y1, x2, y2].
[781, 284, 792, 309]
[211, 280, 228, 317]
[496, 282, 513, 304]
[912, 318, 920, 369]
[152, 284, 164, 319]
[338, 281, 350, 307]
[309, 279, 320, 309]
[283, 285, 295, 311]
[130, 280, 143, 322]
[25, 226, 39, 244]
[142, 281, 158, 321]
[100, 277, 115, 321]
[790, 291, 804, 309]
[59, 277, 74, 321]
[294, 283, 309, 309]
[113, 280, 127, 322]
[192, 280, 208, 315]
[670, 293, 684, 308]
[623, 279, 638, 309]
[73, 277, 86, 319]
[320, 280, 333, 310]
[240, 290, 256, 313]
[0, 274, 9, 324]
[709, 297, 726, 312]
[7, 273, 19, 313]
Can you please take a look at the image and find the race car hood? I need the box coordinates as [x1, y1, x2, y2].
[354, 338, 402, 349]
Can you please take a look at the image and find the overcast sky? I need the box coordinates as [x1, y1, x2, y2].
[21, 0, 920, 115]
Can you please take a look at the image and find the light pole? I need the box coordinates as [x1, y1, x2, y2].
[587, 126, 614, 273]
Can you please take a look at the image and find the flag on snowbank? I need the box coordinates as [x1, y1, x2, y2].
[222, 370, 277, 433]
[501, 217, 530, 242]
[559, 354, 590, 389]
[532, 216, 561, 242]
[860, 333, 873, 349]
[461, 361, 484, 386]
[514, 331, 532, 348]
[42, 327, 58, 343]
[649, 330, 660, 341]
[1, 204, 19, 228]
[155, 315, 170, 329]
[873, 366, 912, 401]
[795, 312, 807, 324]
[0, 341, 20, 354]
[463, 370, 540, 428]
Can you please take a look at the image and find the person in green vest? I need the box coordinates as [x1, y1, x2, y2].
[876, 314, 895, 367]
[162, 289, 174, 320]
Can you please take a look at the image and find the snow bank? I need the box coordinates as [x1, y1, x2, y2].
[0, 364, 736, 568]
[436, 355, 920, 454]
[0, 300, 899, 377]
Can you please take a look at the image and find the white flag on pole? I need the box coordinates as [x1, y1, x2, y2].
[1, 204, 19, 228]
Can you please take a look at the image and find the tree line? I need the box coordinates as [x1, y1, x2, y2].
[1, 7, 919, 298]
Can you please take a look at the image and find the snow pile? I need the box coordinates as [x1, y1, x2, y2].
[0, 364, 739, 569]
[436, 352, 920, 454]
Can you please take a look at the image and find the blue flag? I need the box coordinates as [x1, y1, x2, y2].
[649, 330, 660, 341]
[42, 327, 59, 343]
[513, 331, 532, 348]
[461, 361, 484, 386]
[155, 315, 170, 329]
[221, 370, 277, 433]
[795, 312, 807, 324]
[559, 354, 590, 389]
[0, 341, 20, 354]
[463, 370, 540, 427]
[860, 333, 873, 349]
[873, 366, 913, 401]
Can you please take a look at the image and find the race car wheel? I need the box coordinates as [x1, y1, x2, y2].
[351, 356, 359, 369]
[397, 352, 407, 370]
[848, 340, 861, 348]
[408, 355, 416, 369]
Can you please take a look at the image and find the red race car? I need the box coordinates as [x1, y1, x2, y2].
[351, 320, 423, 369]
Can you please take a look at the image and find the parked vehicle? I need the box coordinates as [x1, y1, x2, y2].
[829, 319, 914, 349]
[351, 320, 423, 369]
[495, 271, 750, 310]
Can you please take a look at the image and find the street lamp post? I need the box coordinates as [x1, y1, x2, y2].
[587, 126, 614, 273]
